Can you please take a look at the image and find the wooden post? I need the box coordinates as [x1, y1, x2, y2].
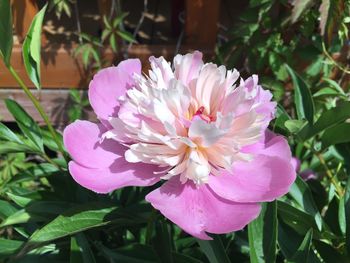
[97, 0, 113, 24]
[11, 0, 38, 42]
[185, 0, 220, 49]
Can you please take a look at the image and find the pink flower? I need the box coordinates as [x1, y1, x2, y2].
[64, 51, 296, 239]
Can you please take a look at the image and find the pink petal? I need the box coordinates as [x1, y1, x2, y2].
[88, 59, 141, 123]
[173, 51, 203, 85]
[146, 178, 261, 240]
[63, 120, 123, 168]
[209, 134, 296, 202]
[300, 169, 317, 181]
[64, 120, 161, 193]
[69, 161, 161, 194]
[291, 157, 301, 173]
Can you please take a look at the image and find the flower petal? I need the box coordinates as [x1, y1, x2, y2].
[88, 59, 141, 123]
[209, 134, 296, 202]
[173, 51, 203, 85]
[146, 178, 261, 240]
[63, 120, 123, 169]
[69, 161, 160, 194]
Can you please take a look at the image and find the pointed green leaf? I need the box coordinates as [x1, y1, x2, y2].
[0, 0, 13, 66]
[345, 175, 350, 255]
[289, 176, 323, 231]
[248, 201, 277, 263]
[70, 233, 96, 263]
[298, 101, 350, 140]
[290, 229, 313, 263]
[285, 65, 314, 124]
[0, 238, 23, 259]
[5, 99, 43, 152]
[22, 4, 48, 89]
[322, 123, 350, 149]
[0, 123, 22, 143]
[117, 30, 136, 43]
[153, 221, 173, 263]
[197, 235, 231, 263]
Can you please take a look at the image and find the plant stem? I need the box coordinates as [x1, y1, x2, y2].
[41, 153, 65, 172]
[322, 42, 350, 75]
[315, 151, 343, 197]
[303, 142, 343, 196]
[7, 65, 68, 161]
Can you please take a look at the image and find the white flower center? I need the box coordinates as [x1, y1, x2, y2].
[103, 54, 274, 185]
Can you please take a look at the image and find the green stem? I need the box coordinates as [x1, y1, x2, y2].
[7, 65, 68, 161]
[41, 153, 65, 172]
[322, 42, 350, 75]
[304, 142, 343, 197]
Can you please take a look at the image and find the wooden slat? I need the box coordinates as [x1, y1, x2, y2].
[0, 44, 89, 88]
[0, 89, 96, 126]
[0, 44, 213, 88]
[97, 0, 112, 20]
[185, 0, 220, 48]
[11, 0, 38, 42]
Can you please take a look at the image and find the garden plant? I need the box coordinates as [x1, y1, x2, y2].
[1, 0, 350, 262]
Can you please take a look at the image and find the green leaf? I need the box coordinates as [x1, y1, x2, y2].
[41, 126, 64, 153]
[28, 203, 147, 244]
[197, 235, 231, 263]
[278, 221, 320, 263]
[5, 99, 43, 152]
[153, 221, 173, 263]
[117, 30, 136, 43]
[8, 163, 59, 185]
[314, 240, 350, 263]
[289, 176, 323, 231]
[248, 201, 277, 263]
[109, 34, 117, 52]
[285, 65, 315, 123]
[322, 78, 346, 95]
[172, 252, 202, 263]
[290, 229, 313, 263]
[0, 123, 22, 143]
[29, 203, 116, 243]
[0, 141, 37, 154]
[285, 119, 305, 133]
[321, 123, 350, 149]
[345, 175, 350, 255]
[0, 238, 23, 259]
[22, 3, 48, 89]
[0, 0, 13, 66]
[0, 209, 43, 227]
[97, 243, 158, 263]
[277, 201, 320, 235]
[7, 192, 32, 207]
[70, 233, 96, 263]
[313, 87, 341, 97]
[113, 12, 129, 28]
[298, 101, 350, 140]
[0, 200, 18, 219]
[0, 201, 71, 228]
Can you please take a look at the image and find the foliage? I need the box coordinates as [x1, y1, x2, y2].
[1, 0, 350, 262]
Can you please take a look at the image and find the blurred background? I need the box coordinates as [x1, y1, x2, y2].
[1, 0, 348, 128]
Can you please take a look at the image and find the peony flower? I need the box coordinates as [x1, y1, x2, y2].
[64, 51, 296, 240]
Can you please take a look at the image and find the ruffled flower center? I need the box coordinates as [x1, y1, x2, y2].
[103, 53, 275, 185]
